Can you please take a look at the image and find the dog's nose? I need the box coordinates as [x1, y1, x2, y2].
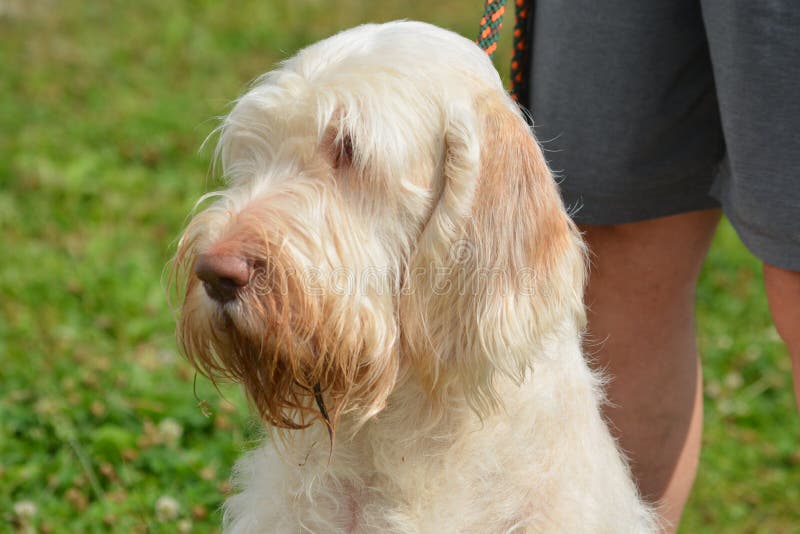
[194, 253, 251, 303]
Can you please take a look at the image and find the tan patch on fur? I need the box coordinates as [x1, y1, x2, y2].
[400, 93, 586, 414]
[472, 94, 580, 293]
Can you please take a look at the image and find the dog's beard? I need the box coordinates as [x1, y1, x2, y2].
[175, 250, 399, 435]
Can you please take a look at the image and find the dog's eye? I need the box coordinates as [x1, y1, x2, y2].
[333, 134, 353, 170]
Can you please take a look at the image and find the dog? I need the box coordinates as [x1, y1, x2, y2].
[172, 21, 657, 533]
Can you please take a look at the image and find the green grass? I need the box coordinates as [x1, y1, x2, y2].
[1, 1, 797, 532]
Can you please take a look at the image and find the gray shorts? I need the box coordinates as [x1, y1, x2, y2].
[528, 0, 800, 270]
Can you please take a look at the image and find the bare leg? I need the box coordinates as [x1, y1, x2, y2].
[763, 264, 800, 410]
[580, 209, 721, 532]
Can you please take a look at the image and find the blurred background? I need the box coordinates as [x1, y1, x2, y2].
[1, 1, 797, 532]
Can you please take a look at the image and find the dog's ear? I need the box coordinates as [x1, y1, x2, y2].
[400, 92, 586, 415]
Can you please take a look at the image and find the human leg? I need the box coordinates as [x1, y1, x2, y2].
[701, 0, 800, 406]
[529, 2, 725, 529]
[763, 265, 800, 410]
[580, 209, 720, 531]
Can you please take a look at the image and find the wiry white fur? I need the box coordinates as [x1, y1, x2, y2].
[177, 21, 658, 533]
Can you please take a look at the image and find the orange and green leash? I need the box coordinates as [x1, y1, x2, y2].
[475, 0, 533, 107]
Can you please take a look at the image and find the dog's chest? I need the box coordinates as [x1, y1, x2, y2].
[313, 418, 529, 532]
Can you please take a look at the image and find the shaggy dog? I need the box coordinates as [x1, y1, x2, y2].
[173, 21, 657, 533]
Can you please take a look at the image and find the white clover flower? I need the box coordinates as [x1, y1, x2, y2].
[14, 500, 37, 521]
[724, 371, 744, 389]
[155, 495, 180, 522]
[158, 418, 184, 447]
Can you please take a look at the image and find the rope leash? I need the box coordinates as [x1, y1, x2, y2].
[475, 0, 532, 106]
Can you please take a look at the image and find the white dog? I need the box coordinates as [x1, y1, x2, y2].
[173, 21, 657, 533]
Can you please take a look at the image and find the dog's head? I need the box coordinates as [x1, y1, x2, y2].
[172, 21, 585, 433]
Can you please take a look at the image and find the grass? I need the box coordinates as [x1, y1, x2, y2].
[1, 1, 797, 532]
